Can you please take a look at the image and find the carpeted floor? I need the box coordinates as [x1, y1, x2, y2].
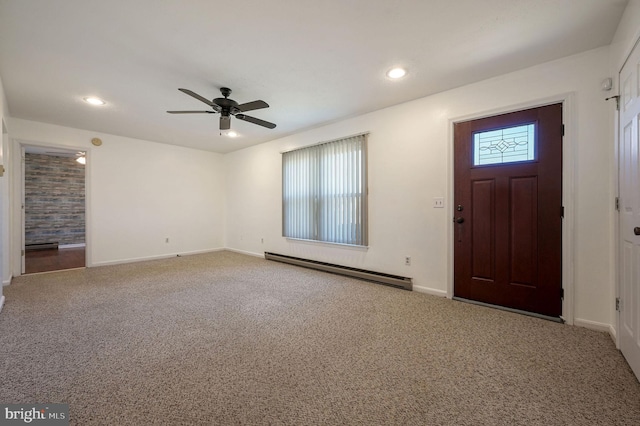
[1, 251, 639, 425]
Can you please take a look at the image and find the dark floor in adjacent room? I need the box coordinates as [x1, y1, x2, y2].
[25, 247, 85, 274]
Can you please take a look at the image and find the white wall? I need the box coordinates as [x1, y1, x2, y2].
[225, 46, 614, 328]
[6, 118, 226, 269]
[610, 0, 640, 71]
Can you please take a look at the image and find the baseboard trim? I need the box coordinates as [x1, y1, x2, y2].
[3, 276, 11, 286]
[224, 248, 264, 258]
[90, 248, 225, 267]
[574, 318, 612, 334]
[59, 243, 86, 249]
[609, 324, 617, 342]
[0, 295, 5, 314]
[412, 285, 447, 297]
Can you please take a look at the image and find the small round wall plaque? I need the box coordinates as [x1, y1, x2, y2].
[91, 137, 103, 146]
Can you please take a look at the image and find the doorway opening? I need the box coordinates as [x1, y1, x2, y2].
[23, 146, 86, 274]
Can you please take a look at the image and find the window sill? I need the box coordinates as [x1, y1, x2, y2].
[285, 237, 369, 251]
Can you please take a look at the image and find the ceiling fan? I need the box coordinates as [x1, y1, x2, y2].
[167, 87, 276, 131]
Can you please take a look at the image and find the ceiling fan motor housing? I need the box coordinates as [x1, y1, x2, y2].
[213, 97, 239, 115]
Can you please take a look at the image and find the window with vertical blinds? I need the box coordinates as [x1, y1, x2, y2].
[282, 133, 368, 246]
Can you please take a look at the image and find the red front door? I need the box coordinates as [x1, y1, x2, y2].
[453, 104, 563, 317]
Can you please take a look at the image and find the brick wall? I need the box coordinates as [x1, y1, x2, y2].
[25, 153, 85, 246]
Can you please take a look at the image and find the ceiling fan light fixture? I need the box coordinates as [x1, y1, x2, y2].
[83, 96, 106, 106]
[386, 67, 407, 79]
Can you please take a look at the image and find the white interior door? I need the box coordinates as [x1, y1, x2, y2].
[20, 147, 25, 274]
[619, 38, 640, 381]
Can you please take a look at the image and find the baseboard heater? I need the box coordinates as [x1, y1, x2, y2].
[264, 252, 412, 290]
[25, 242, 59, 251]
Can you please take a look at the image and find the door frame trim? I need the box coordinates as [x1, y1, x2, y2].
[447, 93, 576, 325]
[11, 139, 91, 276]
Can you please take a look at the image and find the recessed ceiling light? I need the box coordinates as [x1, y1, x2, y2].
[386, 67, 407, 79]
[225, 131, 238, 138]
[83, 96, 106, 106]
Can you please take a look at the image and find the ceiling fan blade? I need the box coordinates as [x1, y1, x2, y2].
[220, 115, 231, 130]
[178, 88, 215, 107]
[166, 110, 216, 114]
[236, 114, 276, 129]
[236, 100, 269, 113]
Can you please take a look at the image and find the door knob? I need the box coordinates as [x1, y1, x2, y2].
[455, 217, 465, 224]
[635, 227, 640, 236]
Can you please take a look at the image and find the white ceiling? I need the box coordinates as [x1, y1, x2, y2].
[0, 0, 629, 153]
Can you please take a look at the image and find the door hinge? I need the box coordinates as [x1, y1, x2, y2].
[561, 124, 565, 136]
[560, 288, 564, 299]
[21, 249, 25, 256]
[616, 297, 621, 312]
[615, 197, 620, 211]
[561, 206, 565, 218]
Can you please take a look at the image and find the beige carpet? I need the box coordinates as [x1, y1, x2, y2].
[1, 251, 639, 425]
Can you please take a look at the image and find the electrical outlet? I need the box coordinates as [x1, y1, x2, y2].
[433, 197, 444, 208]
[405, 256, 411, 266]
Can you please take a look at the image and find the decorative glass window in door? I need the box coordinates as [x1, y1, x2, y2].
[473, 123, 535, 166]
